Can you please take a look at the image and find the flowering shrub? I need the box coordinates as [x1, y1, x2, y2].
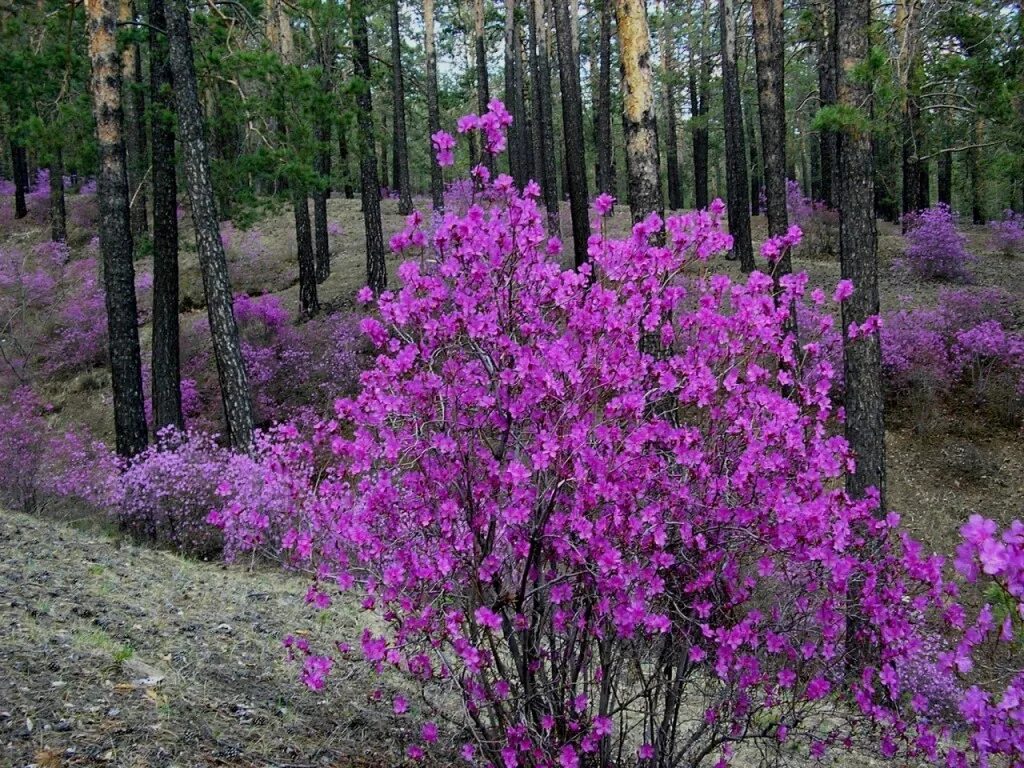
[209, 106, 1024, 768]
[0, 386, 117, 513]
[988, 210, 1024, 257]
[879, 288, 1024, 415]
[900, 204, 976, 281]
[785, 180, 838, 260]
[180, 293, 363, 431]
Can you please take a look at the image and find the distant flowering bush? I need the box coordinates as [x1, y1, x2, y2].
[785, 180, 838, 259]
[900, 204, 976, 281]
[0, 386, 117, 513]
[880, 287, 1024, 409]
[988, 210, 1024, 257]
[211, 105, 1024, 768]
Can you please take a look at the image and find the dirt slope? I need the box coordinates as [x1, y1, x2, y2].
[0, 510, 411, 768]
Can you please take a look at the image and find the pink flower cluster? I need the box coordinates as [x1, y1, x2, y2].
[988, 210, 1024, 257]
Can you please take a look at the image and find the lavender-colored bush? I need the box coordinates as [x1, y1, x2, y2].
[900, 205, 976, 281]
[988, 210, 1024, 257]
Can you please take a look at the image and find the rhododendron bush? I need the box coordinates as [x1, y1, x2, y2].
[212, 110, 1023, 768]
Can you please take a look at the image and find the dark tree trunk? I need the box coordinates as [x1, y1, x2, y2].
[313, 117, 331, 283]
[504, 0, 529, 186]
[474, 0, 494, 173]
[815, 0, 837, 207]
[424, 0, 445, 211]
[616, 0, 662, 222]
[836, 0, 884, 507]
[149, 0, 183, 433]
[720, 0, 754, 272]
[87, 0, 148, 458]
[689, 5, 710, 210]
[969, 119, 984, 224]
[595, 0, 614, 197]
[662, 6, 682, 211]
[746, 103, 762, 215]
[10, 141, 28, 219]
[751, 0, 790, 261]
[121, 0, 149, 237]
[379, 111, 390, 194]
[352, 0, 388, 293]
[390, 0, 413, 213]
[937, 149, 952, 206]
[338, 125, 355, 199]
[901, 99, 922, 220]
[166, 0, 255, 449]
[313, 34, 333, 283]
[293, 189, 319, 316]
[49, 149, 67, 243]
[528, 0, 560, 230]
[553, 0, 591, 266]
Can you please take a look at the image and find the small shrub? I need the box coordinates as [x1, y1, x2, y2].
[786, 179, 838, 259]
[900, 204, 975, 281]
[987, 210, 1024, 257]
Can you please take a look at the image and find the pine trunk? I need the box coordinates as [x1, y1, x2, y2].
[474, 0, 494, 172]
[86, 0, 148, 458]
[424, 0, 445, 211]
[380, 111, 390, 194]
[390, 0, 413, 213]
[689, 1, 710, 210]
[836, 0, 884, 506]
[616, 0, 662, 222]
[11, 141, 28, 219]
[338, 126, 355, 199]
[662, 4, 682, 211]
[968, 119, 984, 224]
[937, 149, 952, 206]
[505, 0, 528, 186]
[745, 104, 761, 215]
[120, 0, 148, 236]
[313, 118, 331, 283]
[595, 0, 614, 196]
[719, 0, 754, 272]
[149, 0, 183, 433]
[352, 0, 388, 293]
[751, 0, 789, 256]
[294, 189, 319, 316]
[815, 0, 836, 207]
[49, 149, 67, 242]
[552, 0, 590, 266]
[166, 0, 255, 449]
[528, 0, 560, 230]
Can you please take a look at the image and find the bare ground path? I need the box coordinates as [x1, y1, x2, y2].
[0, 510, 403, 768]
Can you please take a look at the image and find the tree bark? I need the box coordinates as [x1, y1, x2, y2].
[313, 32, 334, 284]
[293, 188, 319, 316]
[338, 124, 355, 199]
[814, 0, 836, 207]
[719, 0, 754, 272]
[595, 0, 614, 197]
[689, 0, 710, 210]
[379, 111, 390, 193]
[751, 0, 790, 269]
[616, 0, 662, 222]
[10, 141, 28, 219]
[474, 0, 494, 172]
[968, 118, 984, 224]
[390, 0, 413, 213]
[745, 101, 761, 215]
[552, 0, 590, 266]
[149, 0, 182, 433]
[504, 0, 528, 186]
[86, 0, 148, 458]
[937, 148, 952, 206]
[661, 2, 682, 211]
[120, 0, 148, 237]
[313, 117, 331, 283]
[49, 148, 67, 243]
[352, 0, 388, 293]
[166, 0, 255, 449]
[836, 0, 884, 507]
[424, 0, 445, 211]
[528, 0, 560, 230]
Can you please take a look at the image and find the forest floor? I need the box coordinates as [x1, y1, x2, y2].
[0, 508, 435, 768]
[3, 196, 1024, 767]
